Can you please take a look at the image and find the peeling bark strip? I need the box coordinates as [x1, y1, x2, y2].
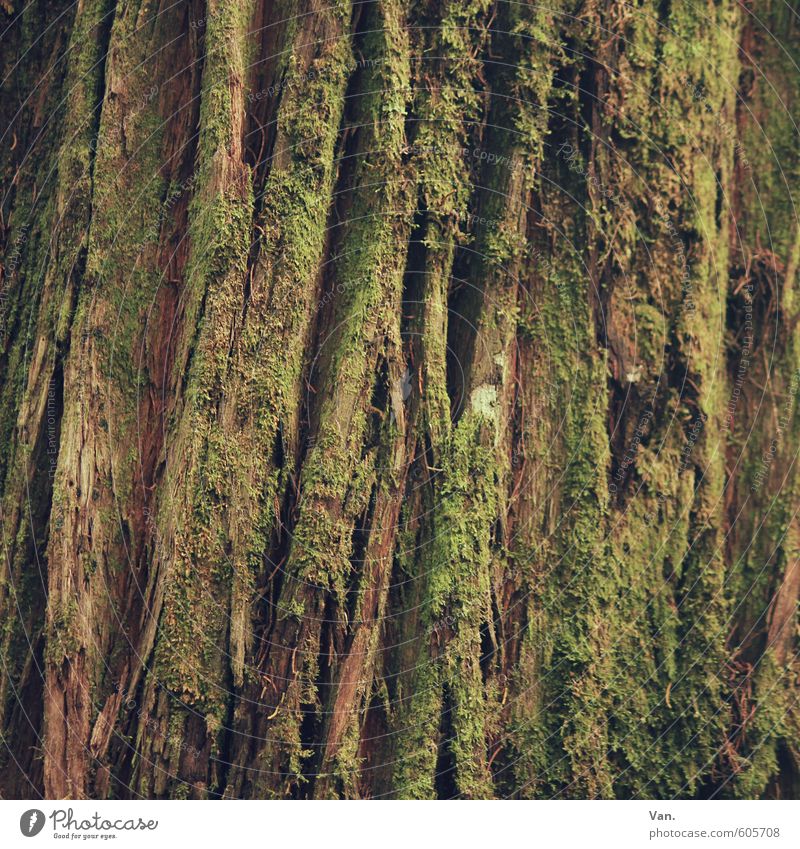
[0, 0, 799, 799]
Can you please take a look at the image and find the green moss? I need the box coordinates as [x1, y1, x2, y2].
[45, 597, 81, 665]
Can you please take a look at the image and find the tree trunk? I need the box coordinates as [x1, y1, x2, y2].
[1, 0, 798, 799]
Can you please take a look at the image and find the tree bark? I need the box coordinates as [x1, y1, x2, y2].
[0, 0, 798, 799]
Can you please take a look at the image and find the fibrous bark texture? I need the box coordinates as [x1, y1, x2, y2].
[1, 0, 799, 799]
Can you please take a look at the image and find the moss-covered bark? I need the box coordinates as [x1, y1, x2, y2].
[0, 0, 798, 799]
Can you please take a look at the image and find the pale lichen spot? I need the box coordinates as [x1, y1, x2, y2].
[470, 384, 498, 421]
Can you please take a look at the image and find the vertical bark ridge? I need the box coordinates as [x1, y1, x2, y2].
[226, 0, 415, 799]
[0, 0, 117, 798]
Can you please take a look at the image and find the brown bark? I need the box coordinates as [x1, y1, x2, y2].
[0, 0, 798, 799]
